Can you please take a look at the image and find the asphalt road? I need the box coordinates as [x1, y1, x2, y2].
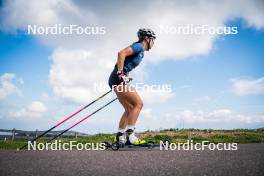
[0, 144, 263, 176]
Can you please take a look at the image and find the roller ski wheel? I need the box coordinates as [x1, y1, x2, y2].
[111, 142, 125, 151]
[111, 142, 119, 151]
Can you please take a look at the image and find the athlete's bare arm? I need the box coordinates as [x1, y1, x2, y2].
[117, 46, 133, 72]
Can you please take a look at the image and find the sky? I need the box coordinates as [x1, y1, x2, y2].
[0, 0, 264, 134]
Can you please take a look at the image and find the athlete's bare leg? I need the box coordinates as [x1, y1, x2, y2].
[115, 84, 143, 127]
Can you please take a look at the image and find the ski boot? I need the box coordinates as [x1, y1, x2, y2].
[126, 129, 146, 145]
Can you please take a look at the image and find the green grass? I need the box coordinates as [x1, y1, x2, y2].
[1, 129, 263, 149]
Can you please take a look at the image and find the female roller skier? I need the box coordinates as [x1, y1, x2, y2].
[108, 28, 156, 145]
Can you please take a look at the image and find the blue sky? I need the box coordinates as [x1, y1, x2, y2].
[0, 0, 264, 133]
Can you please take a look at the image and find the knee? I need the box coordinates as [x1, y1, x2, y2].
[124, 109, 130, 116]
[125, 104, 134, 114]
[134, 101, 143, 110]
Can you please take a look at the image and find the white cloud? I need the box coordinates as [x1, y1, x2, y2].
[136, 107, 264, 130]
[137, 108, 264, 130]
[142, 0, 264, 62]
[0, 73, 22, 100]
[141, 108, 153, 119]
[49, 48, 113, 103]
[171, 109, 264, 124]
[0, 0, 95, 31]
[2, 0, 264, 60]
[231, 77, 264, 96]
[48, 48, 176, 103]
[138, 89, 175, 104]
[9, 101, 47, 118]
[1, 0, 264, 104]
[28, 101, 47, 113]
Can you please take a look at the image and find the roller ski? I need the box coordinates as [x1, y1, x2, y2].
[102, 129, 158, 151]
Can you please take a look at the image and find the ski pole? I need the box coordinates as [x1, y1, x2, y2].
[18, 89, 112, 151]
[45, 98, 117, 144]
[45, 77, 132, 144]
